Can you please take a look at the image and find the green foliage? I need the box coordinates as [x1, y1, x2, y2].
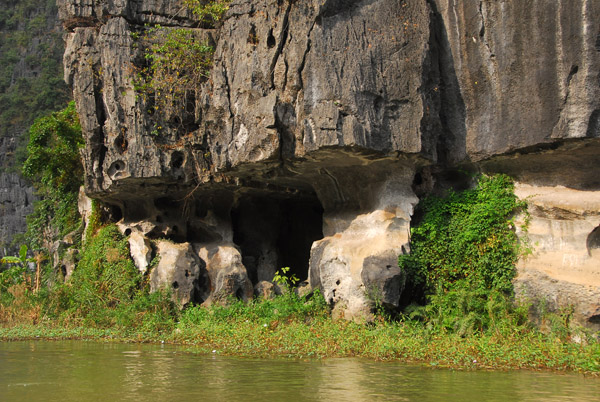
[22, 101, 83, 192]
[21, 102, 83, 249]
[46, 224, 177, 331]
[399, 174, 528, 334]
[129, 0, 230, 122]
[273, 267, 299, 289]
[145, 27, 212, 99]
[180, 289, 329, 327]
[184, 0, 231, 27]
[0, 245, 37, 306]
[131, 26, 214, 135]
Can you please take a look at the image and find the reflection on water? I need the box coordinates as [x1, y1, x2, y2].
[0, 341, 599, 401]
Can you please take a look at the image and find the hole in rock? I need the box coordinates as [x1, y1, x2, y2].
[231, 193, 324, 285]
[171, 151, 184, 169]
[248, 24, 259, 45]
[588, 315, 600, 324]
[586, 225, 600, 256]
[235, 287, 244, 300]
[114, 133, 128, 154]
[267, 28, 276, 48]
[172, 281, 179, 289]
[124, 228, 132, 236]
[110, 204, 123, 221]
[60, 265, 67, 278]
[107, 160, 126, 179]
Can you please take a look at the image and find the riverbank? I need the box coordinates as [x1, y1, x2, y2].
[2, 294, 599, 375]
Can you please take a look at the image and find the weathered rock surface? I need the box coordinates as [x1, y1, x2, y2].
[150, 240, 209, 307]
[59, 0, 600, 324]
[514, 184, 600, 330]
[128, 231, 153, 274]
[0, 171, 35, 255]
[196, 244, 253, 304]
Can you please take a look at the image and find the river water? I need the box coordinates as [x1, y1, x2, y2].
[1, 341, 598, 401]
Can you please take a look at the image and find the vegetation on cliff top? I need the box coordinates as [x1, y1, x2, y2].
[131, 0, 230, 137]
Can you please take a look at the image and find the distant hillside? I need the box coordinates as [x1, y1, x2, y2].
[0, 0, 69, 253]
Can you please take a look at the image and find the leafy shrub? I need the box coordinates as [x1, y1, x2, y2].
[184, 0, 230, 27]
[180, 289, 329, 327]
[399, 174, 528, 334]
[44, 224, 176, 330]
[137, 27, 213, 105]
[21, 101, 83, 249]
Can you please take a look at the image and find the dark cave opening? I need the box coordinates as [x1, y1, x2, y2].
[231, 193, 324, 286]
[586, 225, 600, 256]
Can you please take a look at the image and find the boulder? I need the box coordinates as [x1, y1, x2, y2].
[196, 244, 253, 304]
[149, 241, 209, 307]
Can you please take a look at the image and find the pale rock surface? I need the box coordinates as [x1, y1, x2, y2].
[128, 232, 153, 274]
[195, 244, 253, 304]
[514, 184, 600, 329]
[150, 241, 208, 307]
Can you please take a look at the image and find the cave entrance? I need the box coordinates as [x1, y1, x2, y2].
[231, 193, 324, 286]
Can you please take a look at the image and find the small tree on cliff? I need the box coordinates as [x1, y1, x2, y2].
[21, 101, 84, 250]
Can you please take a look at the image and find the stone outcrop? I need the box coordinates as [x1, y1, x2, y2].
[149, 240, 209, 307]
[513, 184, 600, 330]
[58, 0, 600, 325]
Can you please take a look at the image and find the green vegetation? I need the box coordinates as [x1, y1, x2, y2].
[399, 174, 529, 335]
[184, 0, 231, 28]
[132, 0, 230, 119]
[43, 224, 177, 334]
[21, 102, 84, 250]
[134, 27, 214, 110]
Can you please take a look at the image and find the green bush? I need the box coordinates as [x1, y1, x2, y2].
[399, 174, 528, 334]
[184, 0, 230, 27]
[137, 27, 214, 105]
[46, 224, 177, 330]
[22, 101, 84, 249]
[180, 289, 329, 327]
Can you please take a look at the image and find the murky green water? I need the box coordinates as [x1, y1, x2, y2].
[0, 341, 598, 401]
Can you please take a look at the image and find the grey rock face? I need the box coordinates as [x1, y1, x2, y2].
[0, 171, 35, 254]
[59, 0, 600, 323]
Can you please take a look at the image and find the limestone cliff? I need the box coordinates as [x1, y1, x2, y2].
[59, 0, 600, 326]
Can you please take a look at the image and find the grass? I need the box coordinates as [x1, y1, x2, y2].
[1, 291, 599, 375]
